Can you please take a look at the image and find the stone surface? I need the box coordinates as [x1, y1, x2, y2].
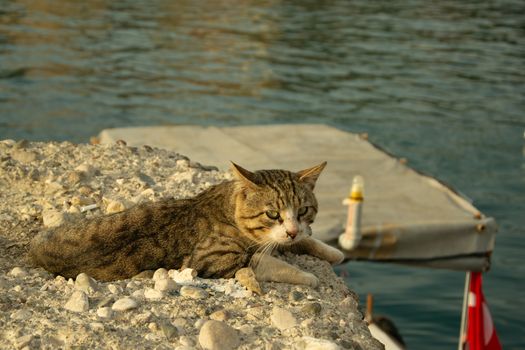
[198, 320, 240, 350]
[0, 140, 381, 350]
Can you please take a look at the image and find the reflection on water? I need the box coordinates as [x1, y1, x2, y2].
[1, 0, 524, 348]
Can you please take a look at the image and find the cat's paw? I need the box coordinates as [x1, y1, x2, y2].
[329, 249, 345, 265]
[300, 272, 319, 288]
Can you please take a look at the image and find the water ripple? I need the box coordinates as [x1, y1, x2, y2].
[1, 0, 524, 348]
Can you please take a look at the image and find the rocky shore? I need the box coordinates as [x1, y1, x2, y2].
[0, 139, 382, 350]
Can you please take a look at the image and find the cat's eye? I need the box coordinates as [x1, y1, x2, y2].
[265, 210, 280, 220]
[298, 206, 308, 216]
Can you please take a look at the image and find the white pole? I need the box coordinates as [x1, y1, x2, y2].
[458, 271, 471, 350]
[339, 175, 364, 250]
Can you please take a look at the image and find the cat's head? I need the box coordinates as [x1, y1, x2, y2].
[231, 162, 326, 246]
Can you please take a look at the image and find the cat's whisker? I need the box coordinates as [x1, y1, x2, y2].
[250, 239, 280, 270]
[250, 245, 266, 268]
[249, 240, 273, 269]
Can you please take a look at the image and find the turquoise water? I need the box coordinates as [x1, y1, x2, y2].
[1, 1, 524, 348]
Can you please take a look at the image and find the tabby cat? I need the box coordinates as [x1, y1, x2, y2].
[29, 162, 344, 286]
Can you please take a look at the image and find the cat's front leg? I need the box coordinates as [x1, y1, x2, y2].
[252, 253, 319, 287]
[290, 237, 345, 265]
[187, 245, 250, 279]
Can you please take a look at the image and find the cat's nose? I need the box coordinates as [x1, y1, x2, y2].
[286, 229, 298, 239]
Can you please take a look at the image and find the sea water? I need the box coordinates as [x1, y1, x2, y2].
[1, 1, 524, 348]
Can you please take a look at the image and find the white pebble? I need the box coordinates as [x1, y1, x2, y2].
[10, 309, 31, 320]
[97, 307, 113, 319]
[144, 288, 164, 300]
[42, 210, 68, 228]
[210, 309, 230, 322]
[14, 334, 33, 349]
[179, 335, 194, 347]
[105, 199, 126, 214]
[199, 320, 240, 350]
[145, 333, 161, 341]
[75, 273, 98, 294]
[90, 322, 105, 332]
[237, 324, 254, 335]
[133, 311, 152, 325]
[112, 297, 138, 312]
[126, 281, 139, 289]
[154, 278, 177, 292]
[301, 318, 315, 329]
[80, 204, 98, 213]
[180, 286, 208, 299]
[194, 318, 207, 329]
[132, 289, 144, 299]
[173, 317, 188, 329]
[270, 306, 297, 331]
[107, 284, 121, 294]
[55, 275, 67, 285]
[169, 268, 197, 285]
[64, 290, 89, 313]
[75, 163, 96, 178]
[299, 336, 341, 350]
[8, 267, 29, 278]
[175, 346, 195, 350]
[152, 268, 169, 281]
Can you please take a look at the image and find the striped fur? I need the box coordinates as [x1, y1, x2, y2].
[29, 162, 342, 282]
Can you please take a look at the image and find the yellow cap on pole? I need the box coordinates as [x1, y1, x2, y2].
[350, 175, 364, 201]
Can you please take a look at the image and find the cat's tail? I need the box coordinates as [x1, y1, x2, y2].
[29, 229, 53, 265]
[28, 228, 76, 277]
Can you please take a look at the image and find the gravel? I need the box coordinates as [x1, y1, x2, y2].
[0, 139, 383, 349]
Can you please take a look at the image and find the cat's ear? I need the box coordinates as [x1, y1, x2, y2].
[230, 162, 259, 188]
[296, 161, 327, 190]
